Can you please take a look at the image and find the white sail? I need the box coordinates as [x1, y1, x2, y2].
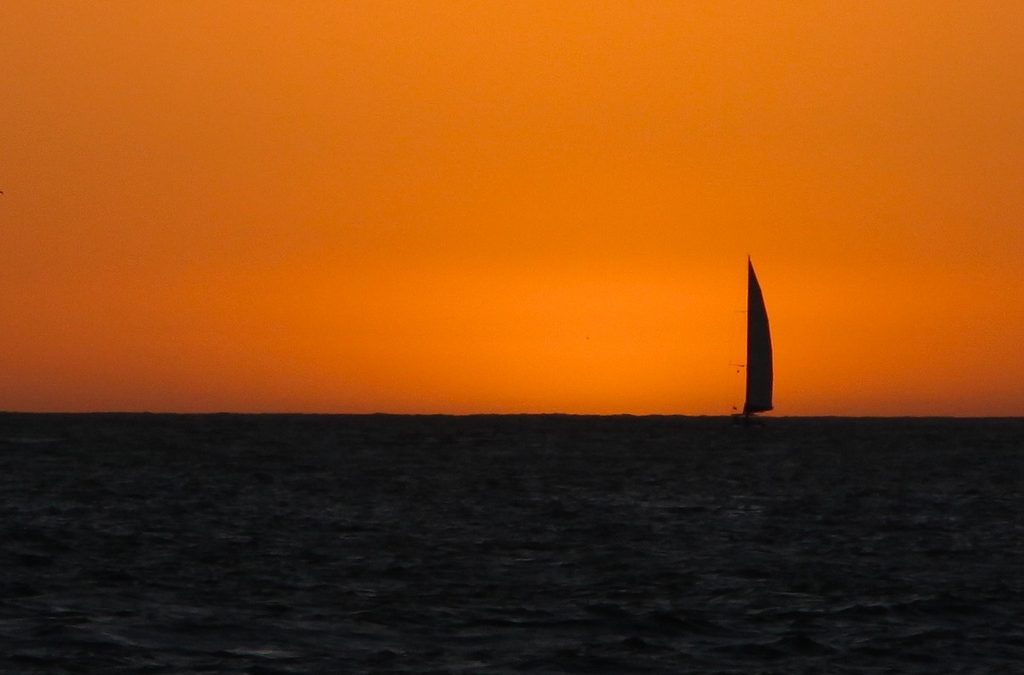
[743, 258, 773, 415]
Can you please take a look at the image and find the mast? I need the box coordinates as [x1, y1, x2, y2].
[743, 257, 773, 416]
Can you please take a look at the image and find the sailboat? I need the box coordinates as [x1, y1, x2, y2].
[742, 257, 773, 418]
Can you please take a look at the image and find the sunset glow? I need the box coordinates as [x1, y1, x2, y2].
[2, 2, 1023, 415]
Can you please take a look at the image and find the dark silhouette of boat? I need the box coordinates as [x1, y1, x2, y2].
[740, 257, 773, 420]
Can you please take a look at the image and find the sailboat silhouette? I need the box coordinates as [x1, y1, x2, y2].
[742, 257, 773, 418]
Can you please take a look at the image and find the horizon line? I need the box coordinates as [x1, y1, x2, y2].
[1, 410, 1021, 420]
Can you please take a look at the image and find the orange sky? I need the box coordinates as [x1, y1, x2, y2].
[2, 1, 1022, 415]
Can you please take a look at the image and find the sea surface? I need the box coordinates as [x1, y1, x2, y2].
[0, 414, 1021, 674]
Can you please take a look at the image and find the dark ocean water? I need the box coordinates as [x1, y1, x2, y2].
[0, 414, 1021, 674]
